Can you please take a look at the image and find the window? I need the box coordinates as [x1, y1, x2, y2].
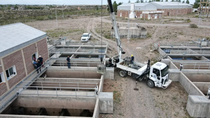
[0, 72, 5, 83]
[32, 53, 38, 62]
[6, 66, 17, 80]
[153, 68, 160, 76]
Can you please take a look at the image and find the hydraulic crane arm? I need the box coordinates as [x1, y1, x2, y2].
[107, 0, 124, 60]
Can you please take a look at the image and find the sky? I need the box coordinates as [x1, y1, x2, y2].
[0, 0, 195, 5]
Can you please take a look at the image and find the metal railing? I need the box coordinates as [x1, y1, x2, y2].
[173, 61, 210, 70]
[17, 80, 98, 97]
[17, 86, 96, 98]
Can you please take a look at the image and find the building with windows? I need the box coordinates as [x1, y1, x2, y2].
[0, 23, 48, 96]
[117, 2, 192, 19]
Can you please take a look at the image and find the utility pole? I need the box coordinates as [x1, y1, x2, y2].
[62, 4, 64, 19]
[55, 7, 58, 28]
[127, 10, 130, 42]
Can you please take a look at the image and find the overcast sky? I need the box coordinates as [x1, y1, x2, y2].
[0, 0, 195, 5]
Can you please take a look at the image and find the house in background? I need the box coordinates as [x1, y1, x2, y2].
[117, 2, 192, 19]
[0, 23, 48, 96]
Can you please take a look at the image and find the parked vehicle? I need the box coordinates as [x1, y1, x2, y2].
[81, 33, 91, 42]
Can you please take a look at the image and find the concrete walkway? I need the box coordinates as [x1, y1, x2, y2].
[0, 66, 47, 113]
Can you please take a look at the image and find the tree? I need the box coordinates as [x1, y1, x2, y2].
[186, 0, 189, 4]
[149, 0, 152, 2]
[182, 0, 185, 3]
[118, 2, 123, 5]
[14, 5, 18, 10]
[128, 0, 131, 3]
[178, 0, 181, 2]
[193, 0, 200, 8]
[161, 0, 163, 2]
[172, 0, 174, 2]
[113, 1, 118, 13]
[112, 1, 123, 14]
[95, 6, 99, 10]
[136, 0, 140, 3]
[141, 0, 144, 2]
[166, 0, 168, 2]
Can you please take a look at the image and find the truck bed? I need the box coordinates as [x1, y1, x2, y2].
[117, 60, 147, 76]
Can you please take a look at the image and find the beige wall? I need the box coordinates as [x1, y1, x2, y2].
[0, 38, 48, 96]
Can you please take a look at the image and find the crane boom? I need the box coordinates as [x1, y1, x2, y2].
[107, 0, 124, 60]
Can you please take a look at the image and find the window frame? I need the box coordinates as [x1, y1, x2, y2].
[0, 72, 5, 83]
[32, 52, 38, 62]
[6, 65, 17, 80]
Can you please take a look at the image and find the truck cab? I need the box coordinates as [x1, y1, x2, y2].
[149, 62, 172, 89]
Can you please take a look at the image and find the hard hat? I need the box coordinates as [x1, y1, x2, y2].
[131, 55, 133, 57]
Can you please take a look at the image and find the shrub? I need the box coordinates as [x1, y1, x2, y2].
[186, 19, 191, 23]
[189, 24, 198, 28]
[147, 32, 152, 38]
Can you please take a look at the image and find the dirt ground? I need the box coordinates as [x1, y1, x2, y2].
[101, 74, 189, 118]
[25, 15, 210, 118]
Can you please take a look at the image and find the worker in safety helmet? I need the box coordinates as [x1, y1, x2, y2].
[131, 55, 134, 64]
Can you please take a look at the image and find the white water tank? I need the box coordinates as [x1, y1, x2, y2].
[129, 3, 136, 19]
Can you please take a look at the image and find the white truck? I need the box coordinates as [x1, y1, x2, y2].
[107, 0, 172, 89]
[116, 58, 171, 88]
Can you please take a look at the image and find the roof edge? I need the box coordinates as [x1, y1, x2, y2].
[0, 34, 47, 58]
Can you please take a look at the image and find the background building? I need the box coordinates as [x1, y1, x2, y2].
[117, 2, 192, 19]
[0, 23, 48, 96]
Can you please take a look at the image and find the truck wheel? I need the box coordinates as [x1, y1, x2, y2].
[119, 70, 127, 77]
[147, 79, 154, 88]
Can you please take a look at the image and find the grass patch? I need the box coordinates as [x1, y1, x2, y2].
[113, 90, 121, 104]
[46, 28, 84, 38]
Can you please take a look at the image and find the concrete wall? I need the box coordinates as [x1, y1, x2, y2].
[99, 92, 113, 114]
[13, 96, 96, 110]
[193, 82, 210, 94]
[46, 67, 101, 78]
[104, 67, 114, 79]
[184, 72, 210, 82]
[99, 75, 104, 92]
[179, 73, 204, 96]
[186, 95, 210, 117]
[92, 98, 99, 118]
[168, 69, 180, 81]
[0, 115, 92, 118]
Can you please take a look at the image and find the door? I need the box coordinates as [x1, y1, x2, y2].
[140, 14, 142, 18]
[120, 13, 122, 17]
[155, 14, 157, 19]
[148, 14, 150, 20]
[152, 68, 161, 87]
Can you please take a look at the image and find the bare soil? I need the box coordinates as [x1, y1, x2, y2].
[101, 74, 189, 118]
[25, 15, 210, 118]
